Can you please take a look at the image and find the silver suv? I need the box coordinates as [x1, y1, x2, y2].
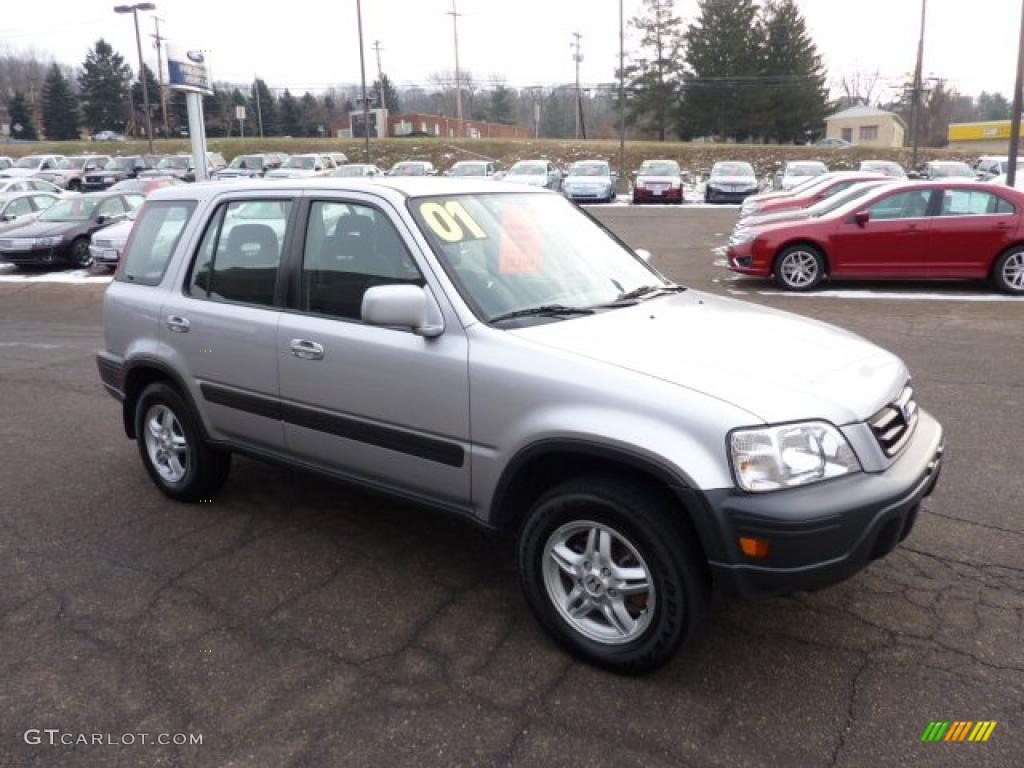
[98, 179, 945, 673]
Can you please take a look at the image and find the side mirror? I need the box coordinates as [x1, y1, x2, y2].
[635, 248, 652, 263]
[0, 214, 12, 222]
[361, 284, 444, 337]
[854, 210, 871, 227]
[96, 214, 109, 225]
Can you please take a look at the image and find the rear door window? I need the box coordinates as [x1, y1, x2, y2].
[117, 200, 197, 285]
[188, 199, 292, 307]
[939, 189, 1012, 216]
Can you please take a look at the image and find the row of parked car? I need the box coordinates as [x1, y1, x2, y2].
[773, 157, 1022, 191]
[726, 169, 1024, 294]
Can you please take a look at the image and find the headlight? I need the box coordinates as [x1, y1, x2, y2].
[730, 421, 861, 492]
[728, 230, 756, 246]
[104, 176, 115, 183]
[34, 236, 64, 247]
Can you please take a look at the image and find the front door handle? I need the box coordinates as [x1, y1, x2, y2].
[166, 315, 190, 333]
[290, 338, 324, 360]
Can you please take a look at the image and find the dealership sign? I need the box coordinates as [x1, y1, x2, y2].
[166, 44, 212, 95]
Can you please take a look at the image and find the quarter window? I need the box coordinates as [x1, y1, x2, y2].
[868, 190, 932, 220]
[189, 199, 292, 306]
[97, 197, 126, 218]
[118, 200, 197, 286]
[299, 201, 423, 321]
[939, 189, 1013, 216]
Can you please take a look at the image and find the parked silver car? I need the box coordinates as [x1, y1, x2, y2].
[98, 178, 944, 673]
[34, 154, 111, 190]
[561, 160, 617, 203]
[504, 160, 562, 190]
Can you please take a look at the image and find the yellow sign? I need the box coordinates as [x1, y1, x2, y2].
[419, 201, 487, 243]
[947, 121, 1020, 142]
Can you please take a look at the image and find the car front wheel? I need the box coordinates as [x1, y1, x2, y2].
[774, 245, 826, 291]
[993, 247, 1024, 294]
[518, 476, 708, 674]
[134, 382, 231, 502]
[70, 237, 93, 268]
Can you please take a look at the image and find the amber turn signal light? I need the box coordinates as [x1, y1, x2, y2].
[739, 536, 771, 558]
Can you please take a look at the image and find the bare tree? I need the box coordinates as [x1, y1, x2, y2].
[839, 70, 882, 107]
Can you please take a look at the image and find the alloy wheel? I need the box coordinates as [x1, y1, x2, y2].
[143, 404, 190, 483]
[1002, 252, 1024, 291]
[542, 520, 655, 645]
[779, 250, 819, 288]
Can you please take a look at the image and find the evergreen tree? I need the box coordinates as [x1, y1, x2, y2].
[624, 0, 684, 141]
[488, 84, 514, 124]
[300, 91, 319, 136]
[7, 92, 38, 140]
[279, 89, 301, 136]
[41, 63, 80, 140]
[758, 0, 830, 143]
[249, 79, 279, 136]
[202, 88, 227, 137]
[372, 74, 401, 114]
[680, 0, 762, 140]
[78, 39, 132, 131]
[130, 63, 161, 133]
[976, 91, 1011, 121]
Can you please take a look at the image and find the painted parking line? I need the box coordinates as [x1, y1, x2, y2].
[0, 266, 113, 284]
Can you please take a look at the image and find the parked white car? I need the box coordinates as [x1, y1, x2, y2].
[0, 155, 66, 179]
[265, 154, 334, 179]
[774, 161, 828, 191]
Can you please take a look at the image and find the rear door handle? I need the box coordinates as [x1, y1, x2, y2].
[290, 338, 324, 360]
[166, 315, 190, 333]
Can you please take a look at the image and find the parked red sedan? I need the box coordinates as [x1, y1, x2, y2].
[741, 172, 888, 218]
[727, 181, 1024, 294]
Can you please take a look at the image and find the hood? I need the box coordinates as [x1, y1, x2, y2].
[636, 174, 679, 184]
[0, 168, 39, 178]
[707, 175, 758, 187]
[0, 218, 80, 238]
[266, 169, 318, 178]
[505, 174, 547, 186]
[740, 209, 813, 228]
[508, 290, 906, 425]
[564, 175, 612, 187]
[92, 219, 134, 240]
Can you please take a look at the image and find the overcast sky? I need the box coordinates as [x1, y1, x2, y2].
[2, 0, 1019, 100]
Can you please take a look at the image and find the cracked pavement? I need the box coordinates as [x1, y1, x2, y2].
[1, 208, 1021, 767]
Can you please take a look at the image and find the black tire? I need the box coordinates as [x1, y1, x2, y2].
[67, 179, 81, 191]
[517, 475, 708, 674]
[134, 382, 231, 502]
[992, 247, 1024, 295]
[69, 237, 93, 268]
[773, 244, 826, 291]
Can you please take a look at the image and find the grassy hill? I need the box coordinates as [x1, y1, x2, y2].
[1, 136, 968, 176]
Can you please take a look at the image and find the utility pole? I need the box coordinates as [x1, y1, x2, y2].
[150, 16, 168, 136]
[571, 32, 583, 140]
[618, 0, 626, 186]
[909, 0, 927, 169]
[253, 76, 264, 138]
[372, 39, 385, 111]
[114, 3, 157, 154]
[447, 0, 463, 123]
[1008, 0, 1024, 188]
[356, 0, 371, 162]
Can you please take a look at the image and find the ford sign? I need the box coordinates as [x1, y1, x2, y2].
[166, 42, 212, 95]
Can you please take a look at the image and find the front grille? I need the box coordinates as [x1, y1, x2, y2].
[869, 385, 918, 457]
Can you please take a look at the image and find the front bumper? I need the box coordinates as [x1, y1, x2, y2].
[564, 188, 614, 202]
[696, 409, 945, 597]
[89, 243, 122, 264]
[706, 187, 757, 203]
[632, 187, 683, 204]
[0, 245, 68, 265]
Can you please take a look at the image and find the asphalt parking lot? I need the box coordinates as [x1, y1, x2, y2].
[1, 205, 1021, 768]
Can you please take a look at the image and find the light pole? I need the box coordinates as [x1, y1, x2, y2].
[908, 0, 927, 169]
[253, 77, 264, 138]
[356, 0, 371, 162]
[115, 3, 156, 154]
[1008, 0, 1024, 188]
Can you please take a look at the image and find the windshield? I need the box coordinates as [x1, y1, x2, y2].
[40, 197, 101, 222]
[58, 158, 90, 170]
[810, 182, 891, 217]
[449, 163, 488, 176]
[569, 162, 610, 177]
[159, 156, 191, 170]
[228, 155, 264, 170]
[931, 163, 974, 178]
[712, 162, 754, 178]
[284, 156, 316, 170]
[14, 156, 44, 169]
[410, 193, 665, 323]
[106, 157, 137, 171]
[392, 163, 428, 176]
[786, 163, 827, 176]
[639, 161, 679, 176]
[509, 163, 546, 176]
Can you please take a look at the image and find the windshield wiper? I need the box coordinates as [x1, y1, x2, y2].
[489, 305, 595, 324]
[602, 283, 687, 305]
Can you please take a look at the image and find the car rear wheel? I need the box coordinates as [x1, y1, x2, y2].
[993, 247, 1024, 295]
[518, 476, 708, 674]
[774, 245, 826, 291]
[70, 237, 93, 268]
[134, 382, 231, 502]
